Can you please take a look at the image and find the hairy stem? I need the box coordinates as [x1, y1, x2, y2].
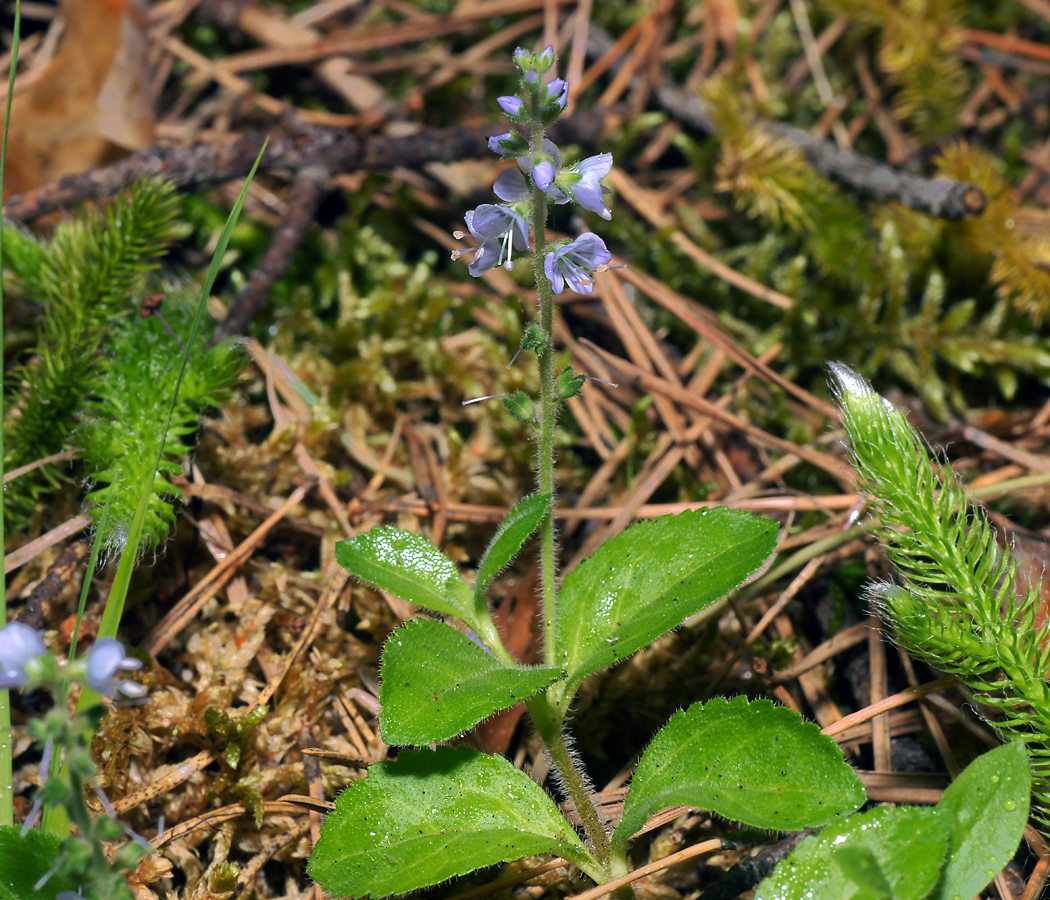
[527, 697, 610, 866]
[532, 185, 558, 670]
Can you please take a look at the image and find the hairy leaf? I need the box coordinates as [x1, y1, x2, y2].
[336, 527, 477, 628]
[474, 493, 550, 607]
[754, 806, 948, 900]
[380, 618, 565, 745]
[554, 509, 777, 701]
[0, 826, 77, 900]
[307, 746, 601, 897]
[932, 741, 1030, 900]
[612, 697, 865, 851]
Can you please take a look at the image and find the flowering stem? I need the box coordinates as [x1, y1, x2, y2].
[531, 181, 558, 671]
[527, 111, 611, 875]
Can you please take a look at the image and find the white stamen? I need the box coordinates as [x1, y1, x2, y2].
[462, 394, 507, 406]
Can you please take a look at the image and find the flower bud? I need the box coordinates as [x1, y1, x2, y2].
[503, 390, 536, 423]
[488, 130, 528, 157]
[497, 96, 525, 119]
[555, 366, 587, 401]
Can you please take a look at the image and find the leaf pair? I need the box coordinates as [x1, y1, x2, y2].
[339, 502, 780, 746]
[755, 741, 1031, 900]
[338, 494, 558, 745]
[308, 696, 866, 898]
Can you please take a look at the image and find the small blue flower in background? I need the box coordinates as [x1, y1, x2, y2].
[544, 233, 612, 295]
[85, 637, 145, 699]
[0, 622, 46, 689]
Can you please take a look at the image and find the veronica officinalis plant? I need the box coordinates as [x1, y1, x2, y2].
[307, 47, 867, 899]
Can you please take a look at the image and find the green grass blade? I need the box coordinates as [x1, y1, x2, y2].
[0, 0, 23, 830]
[80, 140, 269, 711]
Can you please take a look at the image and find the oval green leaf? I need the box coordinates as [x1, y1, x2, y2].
[307, 746, 601, 897]
[336, 526, 476, 627]
[931, 741, 1030, 900]
[612, 696, 865, 851]
[554, 509, 778, 699]
[474, 493, 551, 606]
[755, 805, 949, 900]
[380, 617, 566, 745]
[0, 826, 77, 900]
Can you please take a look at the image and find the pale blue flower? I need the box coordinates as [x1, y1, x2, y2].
[0, 622, 45, 689]
[544, 233, 611, 295]
[85, 638, 145, 699]
[562, 153, 613, 220]
[493, 168, 529, 202]
[463, 204, 531, 275]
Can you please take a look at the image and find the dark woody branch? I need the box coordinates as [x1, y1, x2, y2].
[586, 24, 986, 220]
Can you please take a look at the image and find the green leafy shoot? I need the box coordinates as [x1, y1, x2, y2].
[755, 742, 1030, 900]
[830, 361, 1050, 822]
[3, 179, 179, 523]
[77, 295, 243, 555]
[755, 805, 949, 900]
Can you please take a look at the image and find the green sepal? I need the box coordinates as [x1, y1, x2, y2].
[379, 618, 566, 745]
[336, 527, 478, 630]
[0, 826, 77, 900]
[931, 741, 1030, 900]
[754, 806, 949, 900]
[307, 746, 602, 897]
[555, 366, 587, 401]
[612, 696, 865, 852]
[554, 508, 778, 701]
[474, 493, 551, 609]
[503, 390, 536, 423]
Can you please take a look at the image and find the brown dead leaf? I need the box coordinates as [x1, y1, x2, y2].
[5, 0, 154, 196]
